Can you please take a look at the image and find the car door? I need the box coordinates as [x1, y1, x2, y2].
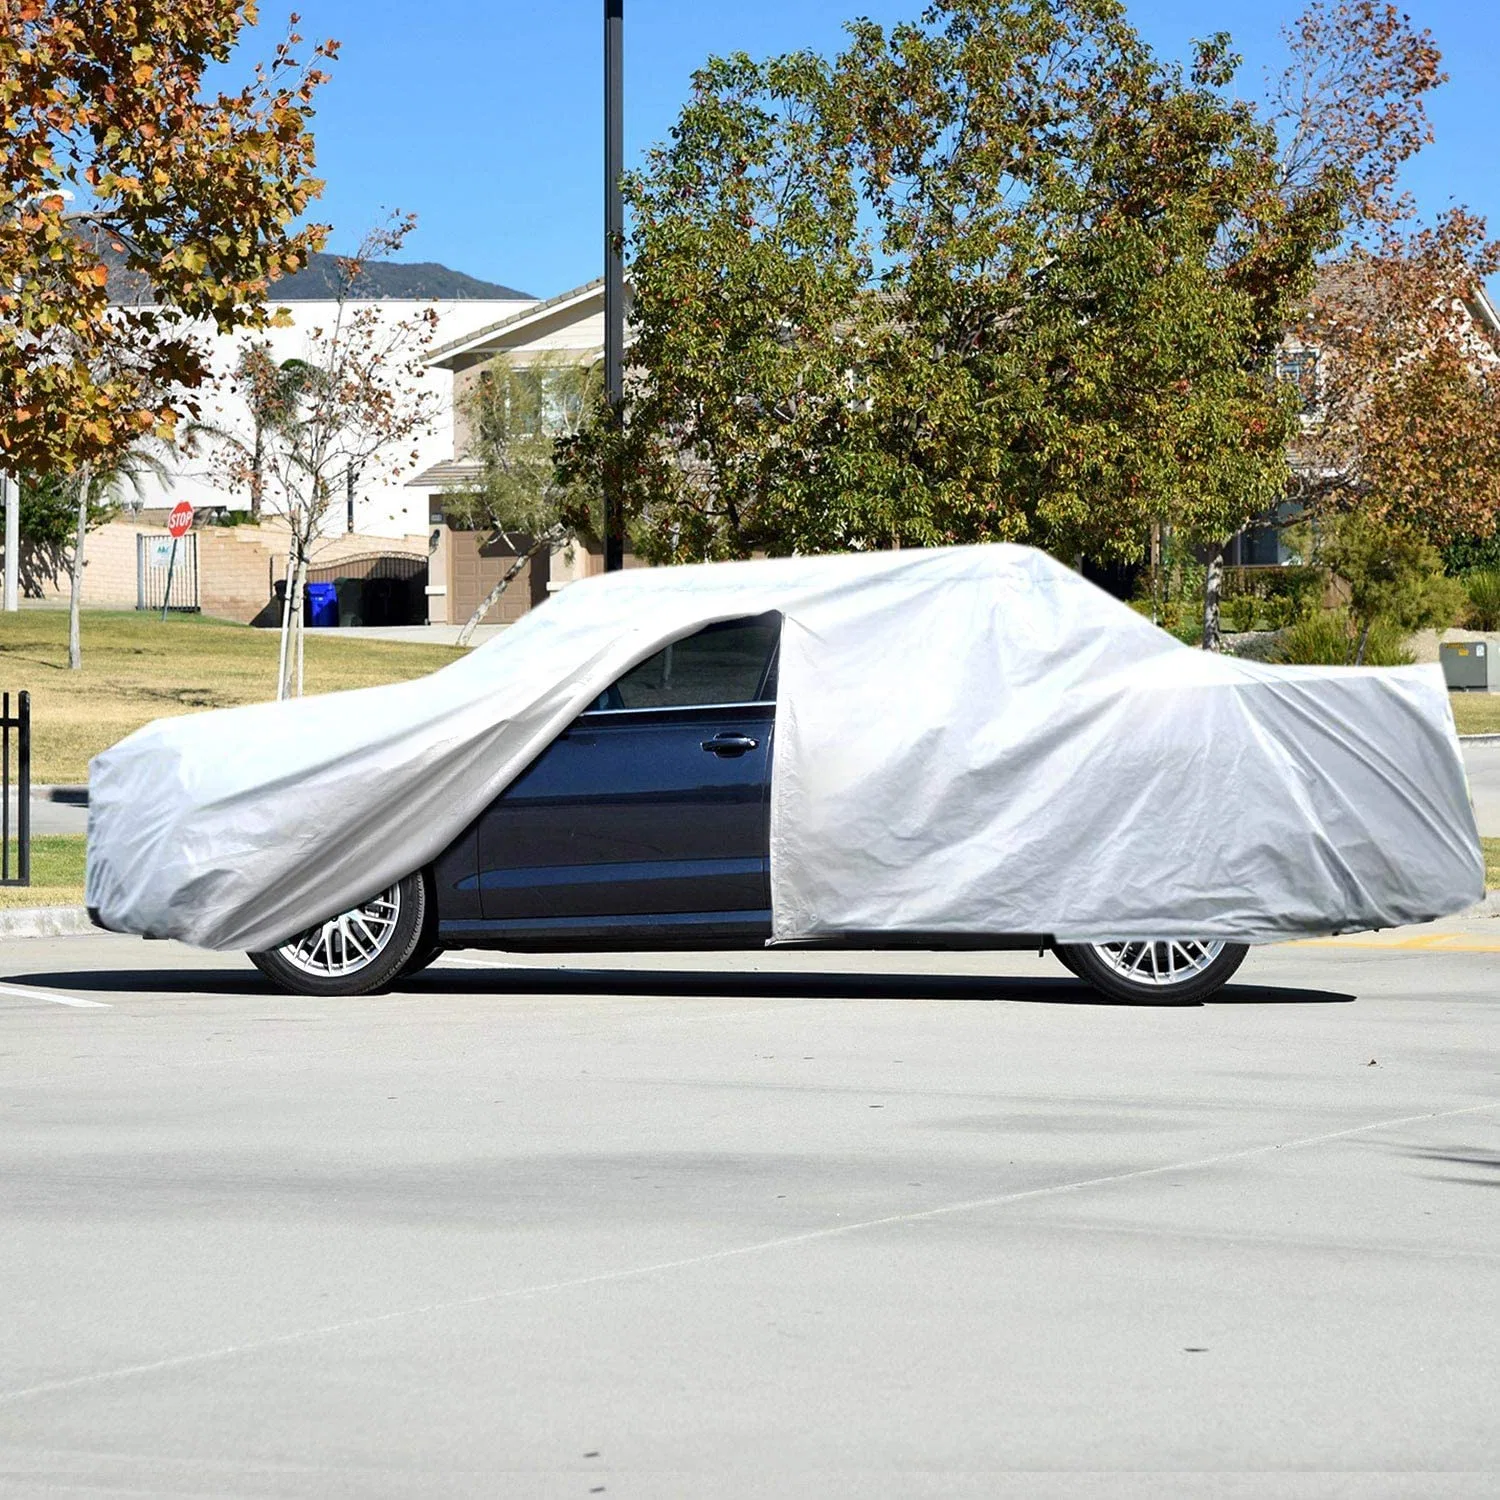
[472, 613, 780, 943]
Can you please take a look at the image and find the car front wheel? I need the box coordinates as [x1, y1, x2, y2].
[1053, 939, 1249, 1004]
[249, 873, 427, 997]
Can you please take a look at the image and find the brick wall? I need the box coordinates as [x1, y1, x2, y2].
[23, 517, 429, 624]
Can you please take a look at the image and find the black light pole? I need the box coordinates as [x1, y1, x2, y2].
[603, 0, 625, 572]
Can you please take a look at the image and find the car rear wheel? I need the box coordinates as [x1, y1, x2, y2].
[1053, 940, 1249, 1004]
[249, 874, 427, 997]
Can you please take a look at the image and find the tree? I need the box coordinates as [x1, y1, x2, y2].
[16, 469, 113, 599]
[1296, 510, 1465, 663]
[232, 341, 309, 520]
[443, 352, 601, 647]
[190, 219, 440, 698]
[1291, 214, 1500, 549]
[563, 0, 1339, 577]
[1250, 2, 1500, 643]
[0, 0, 335, 667]
[0, 0, 334, 473]
[64, 444, 170, 667]
[1192, 0, 1454, 650]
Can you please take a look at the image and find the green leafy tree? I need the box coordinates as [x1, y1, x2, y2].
[1295, 511, 1465, 663]
[15, 471, 113, 601]
[445, 352, 601, 646]
[18, 445, 167, 667]
[564, 0, 1340, 574]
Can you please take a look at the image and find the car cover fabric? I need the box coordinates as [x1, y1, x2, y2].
[85, 544, 1484, 953]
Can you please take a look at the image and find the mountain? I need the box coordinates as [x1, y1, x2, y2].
[97, 234, 530, 303]
[267, 252, 530, 300]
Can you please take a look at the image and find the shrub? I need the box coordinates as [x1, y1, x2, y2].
[1464, 569, 1500, 631]
[1272, 609, 1415, 667]
[1221, 593, 1261, 633]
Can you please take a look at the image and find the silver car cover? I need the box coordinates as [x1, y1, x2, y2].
[85, 544, 1484, 952]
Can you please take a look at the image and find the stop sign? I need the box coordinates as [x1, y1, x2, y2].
[167, 501, 194, 539]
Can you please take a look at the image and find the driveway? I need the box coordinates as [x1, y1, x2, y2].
[0, 933, 1497, 1496]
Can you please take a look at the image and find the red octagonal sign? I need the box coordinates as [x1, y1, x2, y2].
[167, 501, 194, 539]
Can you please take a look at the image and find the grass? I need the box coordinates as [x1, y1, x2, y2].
[1451, 694, 1500, 736]
[0, 610, 465, 783]
[0, 833, 86, 908]
[1488, 838, 1500, 892]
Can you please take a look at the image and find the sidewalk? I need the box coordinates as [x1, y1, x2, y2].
[300, 624, 508, 647]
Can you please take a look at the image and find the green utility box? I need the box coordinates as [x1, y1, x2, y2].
[1440, 640, 1497, 692]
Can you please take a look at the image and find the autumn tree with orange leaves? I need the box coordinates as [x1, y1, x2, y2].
[0, 0, 335, 663]
[1249, 2, 1500, 651]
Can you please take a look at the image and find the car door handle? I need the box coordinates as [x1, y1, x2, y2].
[701, 733, 759, 756]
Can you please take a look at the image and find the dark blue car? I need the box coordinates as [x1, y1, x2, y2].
[250, 613, 1248, 1004]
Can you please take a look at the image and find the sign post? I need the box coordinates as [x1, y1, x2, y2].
[161, 502, 194, 622]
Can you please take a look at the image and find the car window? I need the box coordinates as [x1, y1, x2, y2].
[589, 613, 780, 711]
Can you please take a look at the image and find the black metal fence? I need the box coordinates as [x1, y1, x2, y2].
[1, 691, 30, 886]
[137, 532, 201, 613]
[301, 551, 429, 628]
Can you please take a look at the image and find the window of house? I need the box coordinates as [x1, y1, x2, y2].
[1276, 348, 1321, 415]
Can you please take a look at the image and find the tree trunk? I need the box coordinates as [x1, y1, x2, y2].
[67, 464, 92, 671]
[1201, 546, 1224, 652]
[455, 527, 561, 648]
[1149, 519, 1162, 626]
[1354, 617, 1372, 666]
[250, 429, 263, 521]
[294, 560, 306, 697]
[276, 538, 298, 700]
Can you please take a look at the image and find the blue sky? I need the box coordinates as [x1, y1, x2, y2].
[234, 0, 1498, 299]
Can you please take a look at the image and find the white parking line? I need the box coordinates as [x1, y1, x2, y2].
[0, 982, 110, 1010]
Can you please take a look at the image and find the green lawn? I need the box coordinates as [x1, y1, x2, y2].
[1451, 694, 1500, 736]
[0, 833, 86, 908]
[0, 610, 465, 783]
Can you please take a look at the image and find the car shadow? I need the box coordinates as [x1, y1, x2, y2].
[398, 970, 1354, 1008]
[3, 967, 1355, 1009]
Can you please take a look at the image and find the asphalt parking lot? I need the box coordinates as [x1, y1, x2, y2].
[0, 930, 1497, 1498]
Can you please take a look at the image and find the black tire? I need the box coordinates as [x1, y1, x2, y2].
[1051, 944, 1084, 979]
[1054, 940, 1249, 1005]
[399, 942, 445, 978]
[249, 873, 427, 997]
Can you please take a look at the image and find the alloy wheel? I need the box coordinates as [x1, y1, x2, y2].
[276, 885, 404, 978]
[1086, 939, 1227, 987]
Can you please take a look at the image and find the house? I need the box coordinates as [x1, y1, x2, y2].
[409, 280, 621, 630]
[1231, 268, 1500, 567]
[419, 261, 1500, 632]
[22, 292, 544, 623]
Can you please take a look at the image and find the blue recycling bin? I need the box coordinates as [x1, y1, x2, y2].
[304, 581, 339, 628]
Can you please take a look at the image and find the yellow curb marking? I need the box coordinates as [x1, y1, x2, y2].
[1290, 936, 1500, 954]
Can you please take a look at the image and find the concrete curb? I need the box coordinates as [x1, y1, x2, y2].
[1464, 890, 1500, 919]
[1459, 733, 1500, 746]
[0, 906, 95, 939]
[30, 785, 89, 805]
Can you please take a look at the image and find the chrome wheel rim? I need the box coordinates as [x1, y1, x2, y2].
[1088, 940, 1225, 987]
[277, 885, 402, 978]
